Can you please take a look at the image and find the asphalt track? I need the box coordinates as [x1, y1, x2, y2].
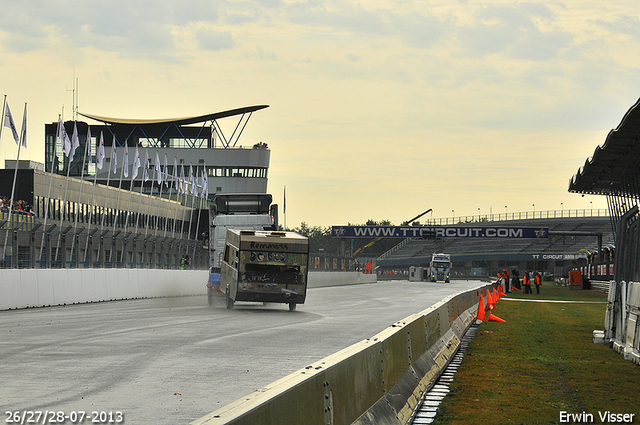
[0, 279, 484, 425]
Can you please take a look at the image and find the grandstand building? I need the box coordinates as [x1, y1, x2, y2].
[1, 105, 271, 269]
[43, 105, 270, 198]
[376, 215, 613, 279]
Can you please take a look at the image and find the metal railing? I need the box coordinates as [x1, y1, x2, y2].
[424, 208, 608, 226]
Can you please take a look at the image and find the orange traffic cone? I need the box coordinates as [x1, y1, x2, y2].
[493, 287, 498, 302]
[488, 312, 506, 323]
[487, 289, 494, 310]
[476, 294, 485, 322]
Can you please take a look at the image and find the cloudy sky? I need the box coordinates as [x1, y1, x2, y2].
[1, 0, 638, 228]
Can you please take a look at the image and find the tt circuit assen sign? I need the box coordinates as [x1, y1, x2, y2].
[331, 226, 549, 239]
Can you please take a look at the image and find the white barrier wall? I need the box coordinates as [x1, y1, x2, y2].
[606, 281, 640, 365]
[0, 270, 377, 311]
[0, 269, 208, 310]
[308, 272, 377, 288]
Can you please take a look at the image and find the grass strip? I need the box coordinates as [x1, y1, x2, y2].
[432, 283, 640, 425]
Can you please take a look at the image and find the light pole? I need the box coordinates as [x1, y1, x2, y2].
[532, 204, 535, 218]
[504, 205, 507, 220]
[561, 202, 563, 217]
[478, 207, 481, 221]
[590, 201, 593, 216]
[451, 209, 454, 224]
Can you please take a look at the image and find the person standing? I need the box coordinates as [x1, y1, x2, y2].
[511, 269, 520, 292]
[504, 270, 511, 293]
[522, 271, 531, 294]
[534, 271, 541, 294]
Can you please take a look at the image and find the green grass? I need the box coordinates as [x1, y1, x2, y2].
[432, 283, 640, 425]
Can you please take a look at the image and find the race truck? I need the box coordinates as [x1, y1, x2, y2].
[207, 193, 277, 305]
[429, 253, 451, 283]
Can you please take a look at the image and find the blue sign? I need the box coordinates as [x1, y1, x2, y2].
[331, 226, 548, 239]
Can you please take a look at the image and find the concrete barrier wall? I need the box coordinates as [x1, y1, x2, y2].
[0, 270, 377, 311]
[0, 269, 209, 310]
[308, 272, 377, 288]
[190, 283, 490, 425]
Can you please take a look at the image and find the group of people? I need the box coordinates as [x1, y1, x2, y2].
[497, 269, 543, 294]
[0, 197, 33, 215]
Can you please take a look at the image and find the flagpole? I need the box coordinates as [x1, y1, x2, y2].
[144, 175, 154, 236]
[38, 115, 60, 267]
[187, 163, 195, 241]
[1, 102, 26, 262]
[151, 151, 162, 236]
[163, 155, 174, 237]
[121, 145, 137, 265]
[54, 119, 77, 267]
[191, 162, 206, 264]
[123, 150, 136, 236]
[172, 164, 180, 238]
[70, 123, 90, 267]
[84, 131, 101, 265]
[179, 164, 186, 238]
[101, 136, 115, 232]
[113, 142, 126, 234]
[134, 149, 148, 234]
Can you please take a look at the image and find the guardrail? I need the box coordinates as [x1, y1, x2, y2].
[190, 283, 490, 425]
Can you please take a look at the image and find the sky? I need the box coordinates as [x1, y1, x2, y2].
[1, 0, 638, 228]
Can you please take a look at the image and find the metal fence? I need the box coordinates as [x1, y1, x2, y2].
[0, 212, 206, 270]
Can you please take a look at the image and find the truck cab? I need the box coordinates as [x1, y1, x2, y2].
[429, 253, 451, 283]
[207, 194, 277, 305]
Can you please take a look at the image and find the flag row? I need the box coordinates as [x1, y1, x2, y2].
[56, 119, 209, 198]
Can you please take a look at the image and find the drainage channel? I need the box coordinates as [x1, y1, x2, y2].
[409, 322, 480, 425]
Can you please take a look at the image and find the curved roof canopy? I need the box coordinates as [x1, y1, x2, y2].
[568, 97, 640, 196]
[78, 105, 269, 126]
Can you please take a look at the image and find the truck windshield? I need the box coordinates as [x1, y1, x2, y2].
[433, 261, 450, 268]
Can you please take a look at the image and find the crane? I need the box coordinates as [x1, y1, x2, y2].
[351, 209, 433, 257]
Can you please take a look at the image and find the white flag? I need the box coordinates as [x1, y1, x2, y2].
[131, 146, 141, 179]
[3, 102, 19, 144]
[20, 103, 27, 148]
[163, 154, 169, 188]
[142, 149, 149, 181]
[189, 164, 196, 194]
[173, 157, 178, 191]
[69, 122, 80, 161]
[202, 168, 208, 197]
[96, 132, 105, 170]
[111, 142, 118, 175]
[180, 165, 185, 194]
[155, 151, 162, 185]
[87, 127, 93, 167]
[123, 144, 129, 178]
[59, 117, 71, 157]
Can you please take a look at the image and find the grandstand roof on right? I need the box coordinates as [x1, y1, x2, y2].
[568, 97, 640, 196]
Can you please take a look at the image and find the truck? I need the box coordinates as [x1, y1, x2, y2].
[220, 228, 309, 310]
[429, 253, 451, 283]
[207, 193, 277, 305]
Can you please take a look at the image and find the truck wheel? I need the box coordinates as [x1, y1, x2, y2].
[288, 302, 297, 311]
[226, 287, 234, 309]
